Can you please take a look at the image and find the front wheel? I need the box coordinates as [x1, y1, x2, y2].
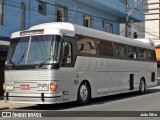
[77, 82, 91, 105]
[139, 79, 146, 94]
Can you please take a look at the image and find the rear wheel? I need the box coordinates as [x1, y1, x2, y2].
[139, 79, 146, 94]
[77, 82, 91, 105]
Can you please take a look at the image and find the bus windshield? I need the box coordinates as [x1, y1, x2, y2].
[6, 35, 61, 65]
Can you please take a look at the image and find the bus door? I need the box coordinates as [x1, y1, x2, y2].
[0, 46, 8, 96]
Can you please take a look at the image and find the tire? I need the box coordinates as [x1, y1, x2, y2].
[139, 79, 146, 94]
[77, 82, 91, 105]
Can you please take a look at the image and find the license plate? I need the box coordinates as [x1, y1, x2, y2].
[20, 84, 30, 90]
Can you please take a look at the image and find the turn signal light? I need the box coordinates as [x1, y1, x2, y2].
[50, 82, 58, 91]
[3, 83, 6, 91]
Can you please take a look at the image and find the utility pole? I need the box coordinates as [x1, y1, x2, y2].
[125, 0, 129, 37]
[125, 0, 143, 38]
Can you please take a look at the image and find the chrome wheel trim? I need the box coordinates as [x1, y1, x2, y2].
[140, 80, 145, 92]
[80, 84, 88, 101]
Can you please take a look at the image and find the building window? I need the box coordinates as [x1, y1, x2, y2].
[0, 0, 4, 25]
[55, 4, 67, 22]
[102, 20, 105, 28]
[106, 23, 113, 33]
[120, 0, 125, 3]
[20, 2, 25, 30]
[38, 0, 46, 15]
[83, 15, 91, 27]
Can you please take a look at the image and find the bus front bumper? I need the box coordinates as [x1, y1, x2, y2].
[3, 92, 65, 104]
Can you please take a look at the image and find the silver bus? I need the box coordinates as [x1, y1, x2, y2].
[3, 22, 157, 104]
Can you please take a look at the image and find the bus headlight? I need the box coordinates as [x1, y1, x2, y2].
[37, 83, 49, 91]
[4, 83, 14, 91]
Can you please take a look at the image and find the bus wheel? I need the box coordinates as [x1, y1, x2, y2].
[77, 81, 91, 105]
[139, 79, 146, 94]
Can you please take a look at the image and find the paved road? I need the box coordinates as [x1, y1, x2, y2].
[1, 86, 160, 120]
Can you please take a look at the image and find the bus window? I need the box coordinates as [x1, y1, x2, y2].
[137, 48, 148, 60]
[62, 42, 72, 64]
[151, 50, 156, 61]
[119, 45, 126, 58]
[128, 46, 137, 59]
[97, 40, 113, 56]
[114, 43, 126, 58]
[77, 38, 96, 54]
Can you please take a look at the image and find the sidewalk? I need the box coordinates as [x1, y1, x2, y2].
[157, 79, 160, 86]
[0, 97, 34, 110]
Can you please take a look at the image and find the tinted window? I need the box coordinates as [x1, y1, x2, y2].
[137, 48, 148, 60]
[97, 41, 113, 56]
[62, 42, 72, 64]
[77, 37, 96, 54]
[114, 43, 127, 58]
[128, 46, 137, 59]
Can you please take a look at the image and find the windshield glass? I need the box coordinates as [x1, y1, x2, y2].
[6, 35, 61, 65]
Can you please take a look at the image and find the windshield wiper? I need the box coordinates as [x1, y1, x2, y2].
[35, 56, 53, 67]
[16, 48, 27, 64]
[36, 37, 56, 67]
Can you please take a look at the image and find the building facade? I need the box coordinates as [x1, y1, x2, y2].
[137, 0, 160, 40]
[0, 0, 143, 39]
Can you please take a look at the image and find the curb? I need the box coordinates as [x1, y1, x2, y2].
[0, 98, 9, 110]
[0, 97, 3, 100]
[0, 107, 9, 110]
[157, 79, 160, 86]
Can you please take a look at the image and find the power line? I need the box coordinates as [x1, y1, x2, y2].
[132, 24, 160, 39]
[1, 0, 120, 23]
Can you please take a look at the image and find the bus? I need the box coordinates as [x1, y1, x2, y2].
[3, 22, 157, 105]
[0, 40, 9, 96]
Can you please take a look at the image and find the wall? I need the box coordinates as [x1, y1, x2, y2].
[0, 0, 143, 39]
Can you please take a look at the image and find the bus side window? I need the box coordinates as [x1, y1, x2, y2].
[77, 38, 96, 54]
[113, 43, 119, 57]
[151, 50, 156, 61]
[119, 45, 126, 58]
[113, 43, 126, 58]
[97, 40, 113, 56]
[137, 48, 148, 60]
[128, 46, 137, 59]
[62, 42, 72, 65]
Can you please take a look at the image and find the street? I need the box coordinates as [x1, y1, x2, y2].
[0, 86, 160, 120]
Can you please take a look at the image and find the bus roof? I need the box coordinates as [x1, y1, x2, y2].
[11, 22, 155, 49]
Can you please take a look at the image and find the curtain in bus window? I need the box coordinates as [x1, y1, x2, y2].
[77, 38, 96, 54]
